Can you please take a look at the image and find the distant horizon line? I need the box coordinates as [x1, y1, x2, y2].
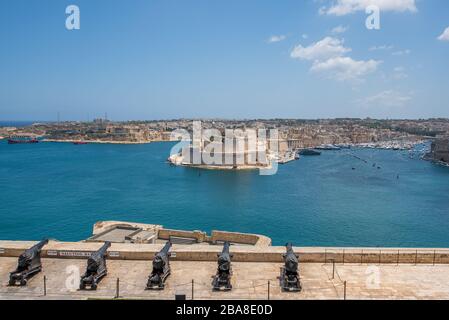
[1, 117, 449, 123]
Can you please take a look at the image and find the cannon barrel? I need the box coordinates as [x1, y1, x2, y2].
[221, 241, 231, 254]
[284, 243, 299, 273]
[286, 242, 294, 255]
[29, 239, 49, 252]
[22, 239, 49, 257]
[88, 242, 111, 266]
[18, 239, 49, 267]
[217, 242, 232, 271]
[97, 241, 111, 255]
[158, 241, 172, 256]
[153, 241, 171, 271]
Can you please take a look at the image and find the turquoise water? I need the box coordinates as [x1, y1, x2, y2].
[1, 140, 449, 247]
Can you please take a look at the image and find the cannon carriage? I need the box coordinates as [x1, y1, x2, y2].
[79, 241, 111, 290]
[146, 241, 172, 290]
[212, 241, 233, 291]
[9, 239, 49, 286]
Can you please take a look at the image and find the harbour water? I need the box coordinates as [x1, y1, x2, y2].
[1, 140, 449, 247]
[0, 121, 40, 128]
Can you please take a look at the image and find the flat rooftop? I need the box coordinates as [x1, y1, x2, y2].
[2, 257, 449, 300]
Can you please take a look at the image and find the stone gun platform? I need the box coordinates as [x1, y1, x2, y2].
[2, 241, 449, 300]
[1, 258, 449, 300]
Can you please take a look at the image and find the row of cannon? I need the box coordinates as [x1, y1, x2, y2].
[8, 239, 302, 292]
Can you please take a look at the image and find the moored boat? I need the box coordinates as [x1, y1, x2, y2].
[73, 141, 88, 145]
[7, 136, 39, 144]
[299, 149, 321, 156]
[315, 144, 341, 151]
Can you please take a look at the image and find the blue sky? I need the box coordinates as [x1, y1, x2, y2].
[1, 0, 448, 121]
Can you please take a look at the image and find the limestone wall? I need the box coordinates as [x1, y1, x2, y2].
[157, 229, 271, 246]
[91, 221, 270, 246]
[210, 230, 272, 246]
[157, 229, 207, 243]
[1, 241, 449, 264]
[92, 221, 162, 235]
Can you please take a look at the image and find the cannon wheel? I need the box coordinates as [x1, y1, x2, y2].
[20, 279, 27, 286]
[91, 283, 97, 290]
[8, 279, 16, 286]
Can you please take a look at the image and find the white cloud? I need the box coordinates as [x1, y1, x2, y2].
[438, 27, 449, 41]
[320, 0, 417, 16]
[392, 66, 408, 80]
[290, 37, 351, 61]
[267, 35, 287, 43]
[311, 56, 381, 81]
[291, 36, 381, 82]
[369, 45, 393, 51]
[392, 49, 411, 56]
[359, 90, 412, 107]
[331, 25, 348, 34]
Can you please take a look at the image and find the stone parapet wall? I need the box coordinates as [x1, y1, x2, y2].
[157, 229, 207, 243]
[1, 241, 449, 264]
[210, 230, 272, 246]
[157, 229, 271, 246]
[90, 221, 270, 246]
[92, 221, 162, 235]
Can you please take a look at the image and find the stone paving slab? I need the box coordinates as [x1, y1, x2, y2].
[1, 257, 449, 300]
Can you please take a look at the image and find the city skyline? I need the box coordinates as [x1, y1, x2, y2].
[1, 0, 449, 121]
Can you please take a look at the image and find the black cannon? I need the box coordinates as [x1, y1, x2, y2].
[9, 239, 49, 286]
[79, 241, 111, 290]
[279, 243, 302, 292]
[146, 241, 172, 290]
[212, 241, 233, 291]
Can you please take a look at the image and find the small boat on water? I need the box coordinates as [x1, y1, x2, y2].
[73, 141, 88, 145]
[335, 144, 351, 149]
[315, 144, 341, 151]
[299, 149, 321, 156]
[8, 136, 39, 144]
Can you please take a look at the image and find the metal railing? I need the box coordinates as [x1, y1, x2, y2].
[0, 274, 348, 300]
[323, 248, 449, 266]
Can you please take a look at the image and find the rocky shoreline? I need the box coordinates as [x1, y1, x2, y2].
[42, 139, 154, 145]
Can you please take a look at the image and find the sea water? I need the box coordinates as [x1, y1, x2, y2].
[1, 140, 448, 247]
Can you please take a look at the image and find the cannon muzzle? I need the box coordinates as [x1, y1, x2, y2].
[31, 239, 49, 251]
[159, 241, 172, 255]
